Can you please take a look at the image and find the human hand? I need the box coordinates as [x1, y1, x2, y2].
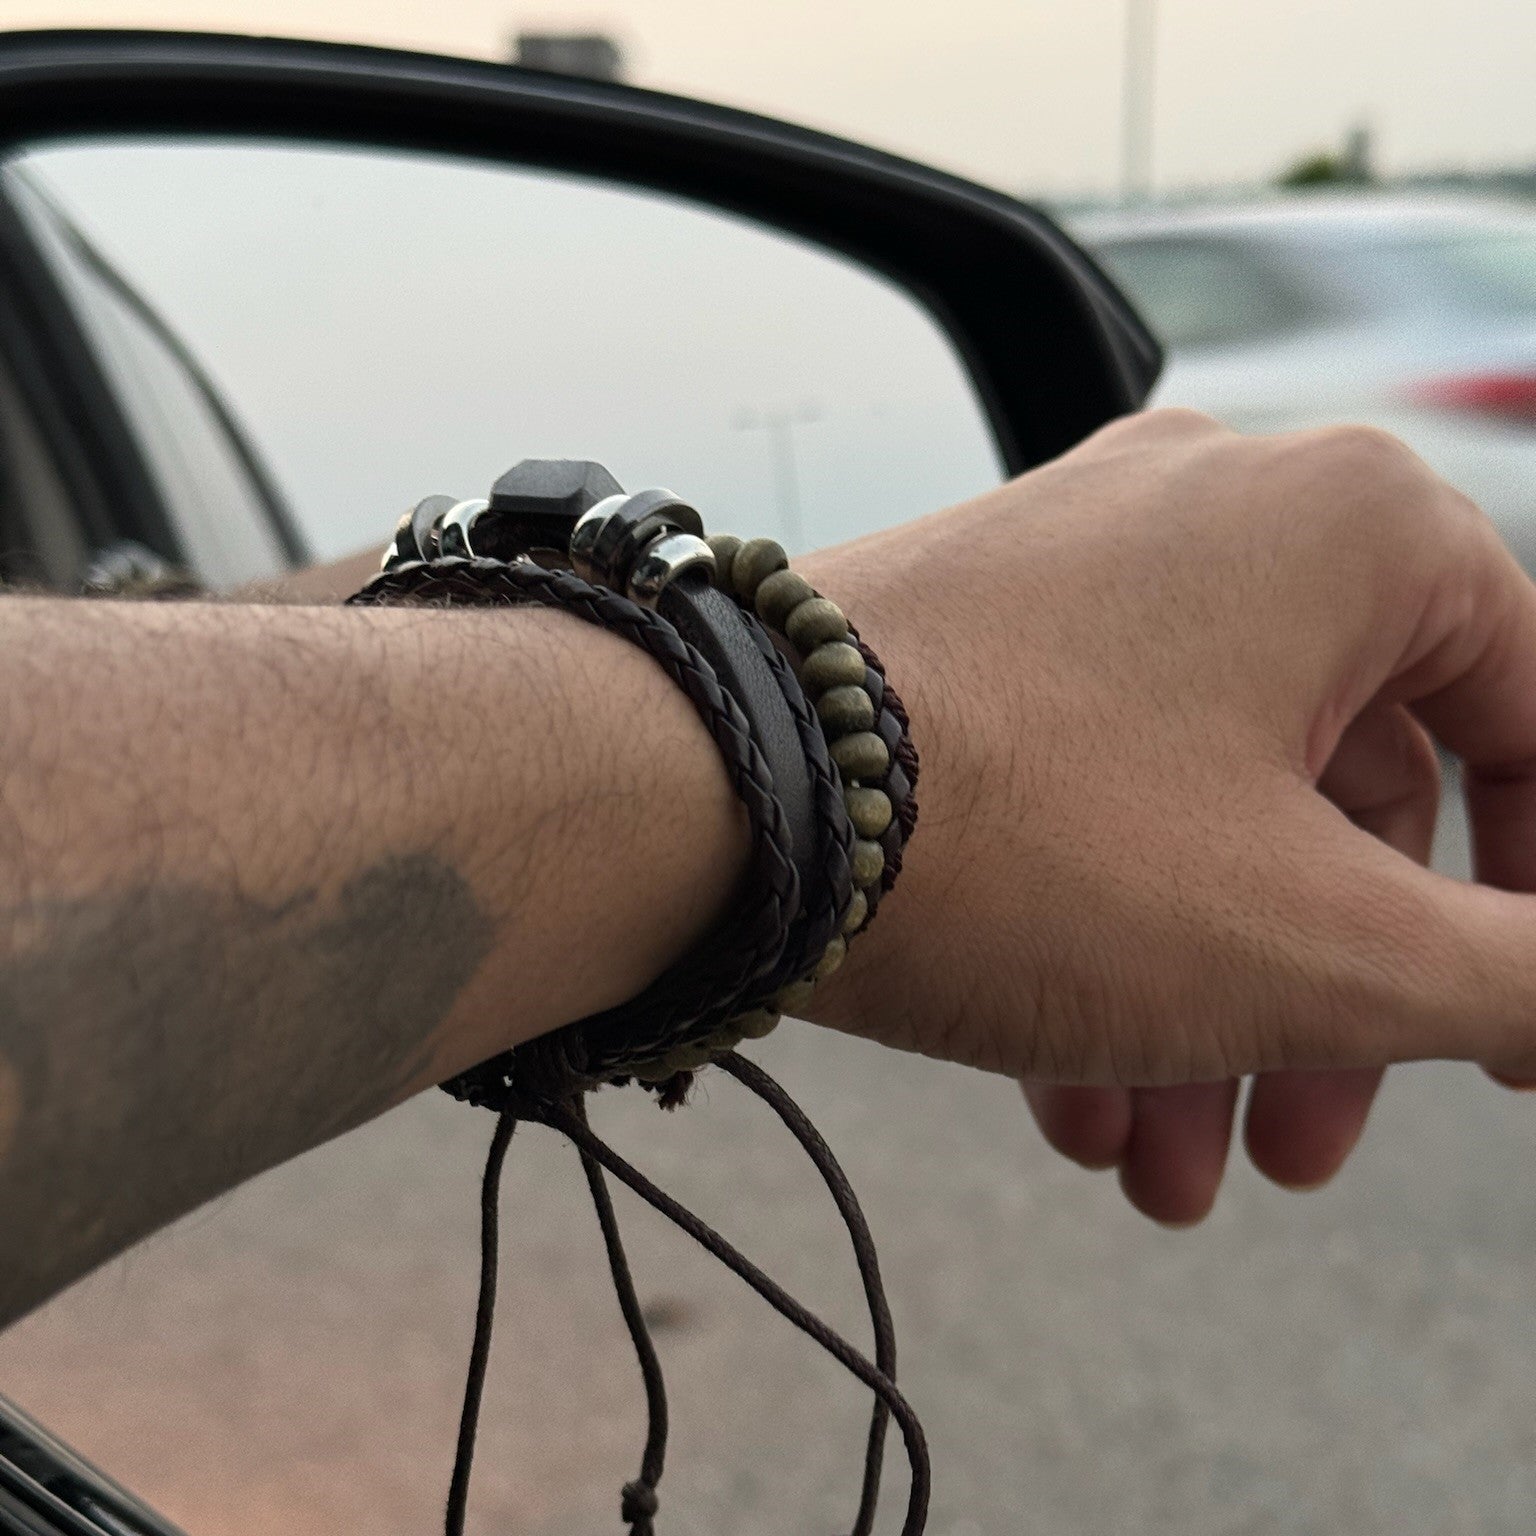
[800, 409, 1536, 1224]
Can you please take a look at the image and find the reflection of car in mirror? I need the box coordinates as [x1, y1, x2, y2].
[0, 162, 300, 592]
[1075, 193, 1536, 570]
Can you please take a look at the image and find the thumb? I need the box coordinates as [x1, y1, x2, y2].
[1241, 788, 1536, 1078]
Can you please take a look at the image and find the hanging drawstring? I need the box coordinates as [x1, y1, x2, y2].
[571, 1096, 668, 1536]
[715, 1051, 897, 1536]
[445, 1058, 930, 1536]
[444, 1107, 518, 1536]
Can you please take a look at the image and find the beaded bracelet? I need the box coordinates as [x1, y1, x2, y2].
[703, 535, 919, 977]
[561, 520, 919, 1082]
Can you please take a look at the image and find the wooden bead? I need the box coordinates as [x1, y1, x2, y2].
[844, 786, 893, 839]
[731, 537, 788, 602]
[813, 937, 847, 979]
[706, 533, 742, 591]
[665, 1038, 719, 1073]
[785, 596, 850, 652]
[830, 730, 890, 781]
[755, 568, 815, 629]
[840, 887, 869, 935]
[816, 684, 875, 737]
[774, 979, 817, 1016]
[800, 641, 866, 696]
[733, 1007, 781, 1040]
[851, 838, 885, 887]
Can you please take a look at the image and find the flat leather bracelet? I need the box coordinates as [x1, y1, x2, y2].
[707, 536, 920, 930]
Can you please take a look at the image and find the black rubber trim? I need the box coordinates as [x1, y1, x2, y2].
[0, 29, 1161, 476]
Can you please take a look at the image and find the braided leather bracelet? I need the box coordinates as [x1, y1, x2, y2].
[350, 556, 805, 1099]
[358, 462, 919, 1095]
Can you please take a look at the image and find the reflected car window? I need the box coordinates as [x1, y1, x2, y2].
[3, 167, 291, 588]
[1327, 228, 1536, 319]
[1093, 235, 1323, 349]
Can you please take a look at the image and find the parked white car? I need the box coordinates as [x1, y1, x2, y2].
[1073, 193, 1536, 570]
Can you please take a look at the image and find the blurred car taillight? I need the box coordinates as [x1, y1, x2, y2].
[1408, 372, 1536, 426]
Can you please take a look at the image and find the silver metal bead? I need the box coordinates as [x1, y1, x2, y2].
[382, 494, 456, 570]
[434, 498, 490, 558]
[569, 495, 629, 582]
[628, 532, 717, 607]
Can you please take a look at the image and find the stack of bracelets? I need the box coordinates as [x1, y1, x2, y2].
[348, 460, 929, 1536]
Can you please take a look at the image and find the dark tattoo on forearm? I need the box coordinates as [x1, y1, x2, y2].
[0, 853, 491, 1326]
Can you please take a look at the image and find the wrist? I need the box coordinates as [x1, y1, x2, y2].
[417, 605, 753, 1079]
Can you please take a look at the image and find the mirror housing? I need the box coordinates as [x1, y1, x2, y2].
[0, 29, 1160, 477]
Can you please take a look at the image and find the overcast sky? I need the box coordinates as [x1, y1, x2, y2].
[5, 0, 1535, 196]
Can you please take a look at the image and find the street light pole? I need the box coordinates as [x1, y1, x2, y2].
[1121, 0, 1156, 202]
[733, 402, 819, 551]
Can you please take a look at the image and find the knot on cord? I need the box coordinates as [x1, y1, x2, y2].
[621, 1478, 660, 1528]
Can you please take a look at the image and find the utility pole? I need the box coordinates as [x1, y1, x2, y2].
[1121, 0, 1157, 202]
[733, 403, 819, 551]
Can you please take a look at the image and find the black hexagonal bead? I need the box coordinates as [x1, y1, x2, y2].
[483, 458, 625, 562]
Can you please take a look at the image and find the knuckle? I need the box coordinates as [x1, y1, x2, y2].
[1139, 405, 1226, 435]
[1305, 421, 1422, 476]
[1091, 405, 1226, 450]
[1301, 425, 1437, 519]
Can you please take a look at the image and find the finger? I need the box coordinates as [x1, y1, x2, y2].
[1020, 1082, 1132, 1170]
[1118, 1081, 1239, 1226]
[1239, 701, 1424, 1185]
[1244, 1066, 1382, 1189]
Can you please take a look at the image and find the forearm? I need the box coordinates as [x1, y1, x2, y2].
[0, 596, 746, 1325]
[232, 545, 386, 604]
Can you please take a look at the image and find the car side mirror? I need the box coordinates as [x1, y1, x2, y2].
[0, 30, 1160, 586]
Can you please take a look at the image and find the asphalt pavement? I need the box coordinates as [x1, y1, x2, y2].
[3, 768, 1535, 1536]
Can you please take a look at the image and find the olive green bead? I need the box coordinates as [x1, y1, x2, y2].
[813, 937, 848, 980]
[840, 887, 869, 935]
[706, 533, 743, 591]
[785, 596, 850, 652]
[830, 730, 890, 781]
[844, 786, 893, 839]
[800, 641, 866, 697]
[665, 1038, 718, 1074]
[851, 838, 885, 888]
[731, 537, 788, 603]
[816, 684, 875, 738]
[754, 567, 815, 629]
[734, 1007, 781, 1040]
[630, 1054, 676, 1083]
[774, 978, 818, 1017]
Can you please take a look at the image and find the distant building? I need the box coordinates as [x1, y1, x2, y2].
[511, 32, 625, 82]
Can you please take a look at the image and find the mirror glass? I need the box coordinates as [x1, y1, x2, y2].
[3, 138, 1003, 585]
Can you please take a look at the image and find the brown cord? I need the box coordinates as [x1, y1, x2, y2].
[445, 1107, 518, 1536]
[444, 1064, 930, 1536]
[542, 1093, 930, 1536]
[716, 1052, 896, 1536]
[572, 1097, 668, 1536]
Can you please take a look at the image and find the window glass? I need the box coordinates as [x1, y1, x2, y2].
[1095, 234, 1321, 349]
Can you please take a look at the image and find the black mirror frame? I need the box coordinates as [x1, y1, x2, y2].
[0, 29, 1160, 478]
